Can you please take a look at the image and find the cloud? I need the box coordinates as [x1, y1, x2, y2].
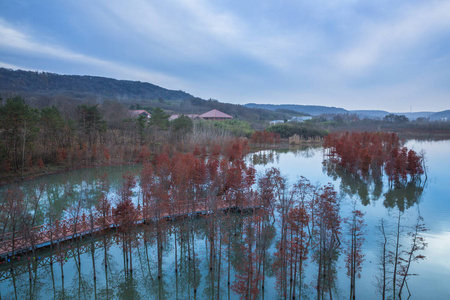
[0, 18, 184, 88]
[337, 1, 450, 73]
[422, 232, 450, 271]
[0, 1, 449, 111]
[176, 0, 241, 41]
[88, 0, 315, 72]
[0, 19, 103, 64]
[87, 0, 233, 61]
[0, 61, 32, 70]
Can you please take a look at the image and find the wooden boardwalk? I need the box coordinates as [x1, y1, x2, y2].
[0, 196, 261, 259]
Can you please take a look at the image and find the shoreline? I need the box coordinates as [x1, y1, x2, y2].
[0, 161, 141, 187]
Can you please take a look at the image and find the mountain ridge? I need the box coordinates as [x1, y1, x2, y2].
[245, 103, 348, 116]
[0, 68, 193, 102]
[245, 103, 446, 121]
[1, 68, 448, 121]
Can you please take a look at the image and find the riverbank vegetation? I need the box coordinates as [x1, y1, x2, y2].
[0, 97, 255, 183]
[310, 113, 450, 140]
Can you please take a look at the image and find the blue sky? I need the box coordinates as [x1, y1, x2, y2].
[1, 0, 449, 112]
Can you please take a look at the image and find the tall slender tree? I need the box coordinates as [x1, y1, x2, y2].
[0, 97, 39, 174]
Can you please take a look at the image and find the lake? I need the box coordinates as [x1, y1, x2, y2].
[0, 140, 449, 299]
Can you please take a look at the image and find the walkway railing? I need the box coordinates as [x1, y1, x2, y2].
[0, 194, 261, 258]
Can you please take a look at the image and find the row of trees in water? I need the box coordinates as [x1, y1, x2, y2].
[0, 139, 253, 254]
[324, 132, 425, 186]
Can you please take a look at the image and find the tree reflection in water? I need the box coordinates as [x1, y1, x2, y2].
[250, 145, 321, 167]
[323, 158, 425, 210]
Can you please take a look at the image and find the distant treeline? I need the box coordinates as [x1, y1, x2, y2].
[265, 123, 328, 139]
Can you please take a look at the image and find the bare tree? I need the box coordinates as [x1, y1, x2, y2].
[397, 215, 428, 298]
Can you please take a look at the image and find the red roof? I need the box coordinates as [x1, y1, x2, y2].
[200, 109, 232, 119]
[129, 110, 151, 118]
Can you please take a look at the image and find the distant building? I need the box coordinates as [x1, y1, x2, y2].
[288, 116, 312, 123]
[200, 109, 233, 120]
[169, 114, 204, 121]
[129, 110, 151, 120]
[270, 120, 284, 125]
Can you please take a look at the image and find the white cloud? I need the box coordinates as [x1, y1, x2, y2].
[422, 231, 450, 271]
[89, 0, 225, 61]
[337, 1, 450, 73]
[0, 61, 28, 70]
[0, 18, 184, 88]
[88, 0, 316, 71]
[0, 19, 103, 65]
[176, 0, 241, 40]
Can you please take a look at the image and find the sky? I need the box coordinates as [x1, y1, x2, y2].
[0, 0, 449, 112]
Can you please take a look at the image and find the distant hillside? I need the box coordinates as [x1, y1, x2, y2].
[246, 103, 444, 121]
[429, 110, 450, 121]
[350, 111, 434, 120]
[350, 110, 389, 119]
[0, 68, 193, 102]
[245, 103, 347, 116]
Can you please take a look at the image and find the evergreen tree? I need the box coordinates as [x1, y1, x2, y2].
[0, 96, 39, 174]
[149, 107, 169, 129]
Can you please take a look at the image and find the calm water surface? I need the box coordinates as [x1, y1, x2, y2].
[0, 140, 449, 299]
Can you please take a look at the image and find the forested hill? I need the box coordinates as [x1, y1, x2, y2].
[245, 103, 348, 116]
[0, 68, 193, 101]
[429, 109, 450, 121]
[245, 103, 445, 120]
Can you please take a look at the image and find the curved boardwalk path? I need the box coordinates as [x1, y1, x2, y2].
[0, 196, 261, 259]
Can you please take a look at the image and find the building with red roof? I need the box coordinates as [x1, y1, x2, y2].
[129, 110, 151, 119]
[200, 109, 233, 120]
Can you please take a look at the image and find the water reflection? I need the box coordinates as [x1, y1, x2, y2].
[3, 204, 427, 300]
[383, 181, 424, 211]
[322, 158, 425, 211]
[0, 213, 280, 300]
[0, 165, 142, 225]
[250, 145, 321, 166]
[250, 150, 278, 166]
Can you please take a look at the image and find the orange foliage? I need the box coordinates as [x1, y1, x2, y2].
[324, 132, 424, 184]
